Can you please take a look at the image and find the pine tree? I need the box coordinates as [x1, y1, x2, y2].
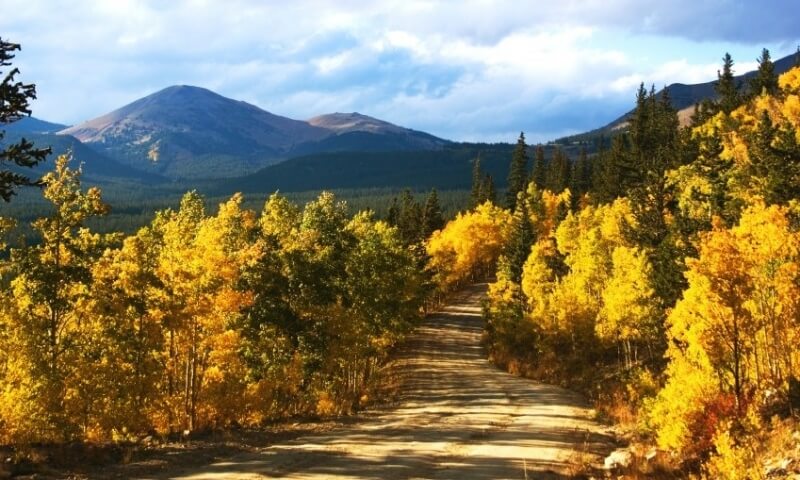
[716, 53, 741, 114]
[749, 48, 778, 97]
[592, 134, 626, 203]
[421, 188, 444, 238]
[746, 109, 800, 205]
[0, 38, 51, 201]
[483, 174, 496, 204]
[398, 189, 422, 244]
[503, 194, 535, 283]
[531, 145, 547, 189]
[470, 155, 484, 209]
[506, 132, 529, 210]
[624, 84, 683, 307]
[545, 147, 570, 193]
[386, 197, 400, 225]
[569, 147, 592, 208]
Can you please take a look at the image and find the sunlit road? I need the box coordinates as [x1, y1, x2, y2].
[160, 284, 612, 480]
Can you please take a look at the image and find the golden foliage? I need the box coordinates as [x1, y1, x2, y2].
[426, 201, 512, 291]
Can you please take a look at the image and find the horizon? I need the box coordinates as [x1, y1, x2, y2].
[2, 0, 799, 143]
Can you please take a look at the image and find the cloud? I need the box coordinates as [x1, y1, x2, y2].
[1, 0, 797, 142]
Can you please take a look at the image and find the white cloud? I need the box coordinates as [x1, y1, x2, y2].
[1, 0, 796, 142]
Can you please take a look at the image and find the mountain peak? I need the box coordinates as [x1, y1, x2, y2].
[55, 86, 449, 180]
[308, 112, 402, 135]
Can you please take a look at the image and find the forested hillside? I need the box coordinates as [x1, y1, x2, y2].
[423, 57, 800, 477]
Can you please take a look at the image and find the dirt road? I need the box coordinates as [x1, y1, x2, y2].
[162, 284, 613, 479]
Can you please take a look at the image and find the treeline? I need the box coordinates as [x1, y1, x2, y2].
[1, 186, 469, 247]
[427, 52, 800, 477]
[0, 156, 429, 443]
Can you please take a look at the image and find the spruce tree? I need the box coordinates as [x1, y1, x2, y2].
[592, 134, 626, 204]
[716, 53, 741, 114]
[569, 147, 591, 208]
[531, 145, 547, 189]
[386, 197, 400, 225]
[750, 48, 778, 97]
[397, 189, 422, 245]
[625, 84, 683, 307]
[0, 38, 51, 202]
[506, 132, 529, 210]
[503, 193, 535, 283]
[545, 147, 570, 193]
[421, 188, 444, 238]
[470, 155, 484, 208]
[483, 174, 496, 204]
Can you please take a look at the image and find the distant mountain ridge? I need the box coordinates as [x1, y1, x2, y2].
[58, 86, 449, 179]
[558, 50, 799, 144]
[3, 116, 68, 134]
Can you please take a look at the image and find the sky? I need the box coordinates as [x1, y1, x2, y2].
[2, 0, 799, 143]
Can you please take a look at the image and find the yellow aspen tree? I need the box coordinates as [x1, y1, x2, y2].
[87, 227, 166, 437]
[649, 202, 800, 455]
[426, 201, 512, 291]
[0, 155, 109, 442]
[597, 246, 658, 368]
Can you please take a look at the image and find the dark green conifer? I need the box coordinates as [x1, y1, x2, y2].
[483, 174, 496, 204]
[386, 197, 400, 225]
[531, 145, 547, 189]
[545, 147, 570, 193]
[506, 132, 529, 210]
[716, 53, 741, 114]
[397, 189, 422, 244]
[421, 188, 444, 238]
[0, 38, 51, 202]
[750, 48, 778, 97]
[569, 147, 592, 208]
[470, 155, 484, 209]
[503, 193, 535, 283]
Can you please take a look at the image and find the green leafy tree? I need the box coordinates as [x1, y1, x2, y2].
[0, 38, 50, 201]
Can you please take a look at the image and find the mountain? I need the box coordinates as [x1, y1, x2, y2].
[3, 116, 68, 134]
[60, 86, 449, 180]
[293, 112, 449, 155]
[558, 51, 799, 145]
[59, 85, 329, 179]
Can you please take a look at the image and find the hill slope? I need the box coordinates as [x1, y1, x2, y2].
[2, 131, 166, 184]
[3, 116, 68, 134]
[216, 145, 515, 196]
